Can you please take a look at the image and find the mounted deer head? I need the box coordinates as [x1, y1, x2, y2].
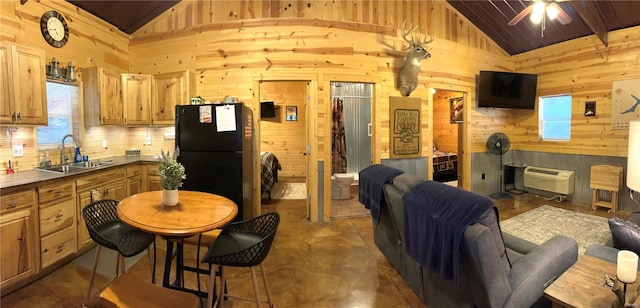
[396, 22, 434, 97]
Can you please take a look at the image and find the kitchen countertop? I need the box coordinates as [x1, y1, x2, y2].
[0, 155, 161, 190]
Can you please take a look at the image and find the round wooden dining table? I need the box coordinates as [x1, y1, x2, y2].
[117, 190, 238, 296]
[118, 190, 237, 237]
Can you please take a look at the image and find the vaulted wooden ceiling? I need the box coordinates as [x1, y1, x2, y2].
[446, 0, 640, 55]
[67, 0, 640, 55]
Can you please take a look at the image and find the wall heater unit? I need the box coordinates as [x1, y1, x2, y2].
[523, 166, 575, 195]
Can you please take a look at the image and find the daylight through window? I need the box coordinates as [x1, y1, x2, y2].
[37, 82, 80, 149]
[539, 94, 572, 141]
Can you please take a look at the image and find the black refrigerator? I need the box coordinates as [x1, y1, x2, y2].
[175, 103, 253, 221]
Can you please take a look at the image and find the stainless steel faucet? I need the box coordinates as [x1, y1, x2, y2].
[61, 134, 78, 165]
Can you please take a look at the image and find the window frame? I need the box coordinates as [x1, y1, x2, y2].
[37, 82, 81, 150]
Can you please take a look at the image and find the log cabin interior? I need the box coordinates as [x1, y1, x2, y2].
[2, 0, 640, 305]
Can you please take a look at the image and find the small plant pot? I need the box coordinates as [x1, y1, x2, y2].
[162, 189, 179, 206]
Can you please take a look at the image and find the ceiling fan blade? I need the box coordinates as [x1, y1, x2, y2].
[507, 5, 534, 26]
[551, 4, 573, 25]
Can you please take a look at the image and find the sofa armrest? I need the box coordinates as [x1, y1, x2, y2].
[503, 232, 538, 255]
[627, 212, 640, 226]
[505, 235, 578, 308]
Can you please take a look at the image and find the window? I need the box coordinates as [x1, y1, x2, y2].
[37, 82, 80, 149]
[539, 94, 572, 141]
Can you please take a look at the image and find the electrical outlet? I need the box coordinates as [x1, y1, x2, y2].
[12, 145, 24, 157]
[146, 136, 152, 145]
[102, 139, 107, 148]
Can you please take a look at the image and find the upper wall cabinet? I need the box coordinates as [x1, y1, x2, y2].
[151, 71, 195, 126]
[0, 42, 48, 125]
[122, 74, 152, 126]
[84, 67, 123, 126]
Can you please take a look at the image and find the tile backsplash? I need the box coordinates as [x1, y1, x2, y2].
[0, 125, 175, 173]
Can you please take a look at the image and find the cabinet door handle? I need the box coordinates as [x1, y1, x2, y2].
[8, 200, 18, 208]
[54, 213, 64, 221]
[11, 112, 16, 122]
[56, 244, 65, 253]
[16, 113, 21, 123]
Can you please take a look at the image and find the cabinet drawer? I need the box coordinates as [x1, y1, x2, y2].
[0, 189, 35, 213]
[41, 225, 77, 269]
[38, 182, 73, 205]
[127, 166, 142, 178]
[147, 166, 159, 176]
[39, 199, 75, 237]
[76, 168, 126, 192]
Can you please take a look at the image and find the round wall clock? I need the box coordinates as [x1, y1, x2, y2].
[40, 10, 69, 48]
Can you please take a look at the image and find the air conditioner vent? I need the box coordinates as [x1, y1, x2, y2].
[524, 166, 575, 195]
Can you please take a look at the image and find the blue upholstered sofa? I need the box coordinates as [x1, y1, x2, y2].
[364, 168, 579, 307]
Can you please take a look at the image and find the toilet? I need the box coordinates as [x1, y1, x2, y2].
[331, 174, 355, 200]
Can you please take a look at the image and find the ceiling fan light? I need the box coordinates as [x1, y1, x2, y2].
[546, 5, 559, 20]
[530, 2, 545, 24]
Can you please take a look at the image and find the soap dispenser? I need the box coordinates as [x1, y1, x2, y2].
[74, 147, 82, 163]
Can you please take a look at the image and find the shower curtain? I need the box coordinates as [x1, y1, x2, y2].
[332, 97, 347, 174]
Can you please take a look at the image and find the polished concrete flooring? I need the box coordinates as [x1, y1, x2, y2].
[1, 192, 627, 308]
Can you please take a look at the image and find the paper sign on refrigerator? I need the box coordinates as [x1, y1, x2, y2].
[215, 104, 237, 132]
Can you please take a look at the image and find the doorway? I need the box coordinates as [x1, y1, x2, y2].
[431, 89, 465, 187]
[329, 81, 372, 219]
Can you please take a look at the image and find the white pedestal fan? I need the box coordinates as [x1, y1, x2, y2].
[487, 132, 511, 199]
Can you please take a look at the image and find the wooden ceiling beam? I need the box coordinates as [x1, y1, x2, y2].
[567, 0, 608, 46]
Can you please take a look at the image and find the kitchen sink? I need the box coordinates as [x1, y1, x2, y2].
[36, 160, 115, 174]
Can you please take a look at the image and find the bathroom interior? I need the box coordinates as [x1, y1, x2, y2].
[329, 82, 373, 218]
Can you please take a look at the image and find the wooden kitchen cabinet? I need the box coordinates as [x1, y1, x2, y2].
[84, 66, 123, 126]
[122, 73, 152, 126]
[152, 71, 195, 126]
[126, 165, 143, 196]
[0, 42, 48, 125]
[38, 181, 77, 269]
[0, 189, 37, 290]
[76, 168, 126, 248]
[144, 163, 162, 192]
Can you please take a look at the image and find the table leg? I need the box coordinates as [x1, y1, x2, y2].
[175, 241, 184, 287]
[163, 239, 174, 288]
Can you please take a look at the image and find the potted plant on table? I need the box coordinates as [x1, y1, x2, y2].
[158, 148, 186, 206]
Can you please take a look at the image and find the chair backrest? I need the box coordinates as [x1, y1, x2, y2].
[81, 199, 122, 249]
[82, 199, 121, 230]
[223, 212, 280, 267]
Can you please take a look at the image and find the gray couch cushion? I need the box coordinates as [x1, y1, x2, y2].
[475, 209, 512, 271]
[609, 217, 640, 255]
[391, 173, 423, 193]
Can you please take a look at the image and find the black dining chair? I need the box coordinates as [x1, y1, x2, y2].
[81, 199, 157, 307]
[202, 212, 280, 308]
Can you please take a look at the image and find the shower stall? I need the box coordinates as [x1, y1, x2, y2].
[330, 82, 372, 177]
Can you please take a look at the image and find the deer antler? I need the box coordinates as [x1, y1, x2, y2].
[401, 20, 419, 45]
[401, 20, 434, 46]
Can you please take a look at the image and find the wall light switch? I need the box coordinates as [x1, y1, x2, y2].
[146, 136, 152, 145]
[12, 145, 24, 157]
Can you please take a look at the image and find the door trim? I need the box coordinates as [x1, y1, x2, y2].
[253, 73, 319, 222]
[322, 74, 381, 222]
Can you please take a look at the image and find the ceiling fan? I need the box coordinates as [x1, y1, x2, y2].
[507, 0, 573, 27]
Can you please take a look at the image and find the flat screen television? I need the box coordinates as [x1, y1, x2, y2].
[477, 71, 538, 109]
[260, 101, 276, 118]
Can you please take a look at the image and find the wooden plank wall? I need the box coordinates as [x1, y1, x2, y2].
[259, 81, 307, 178]
[470, 29, 640, 157]
[3, 0, 637, 183]
[433, 90, 460, 153]
[0, 0, 134, 170]
[128, 0, 512, 178]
